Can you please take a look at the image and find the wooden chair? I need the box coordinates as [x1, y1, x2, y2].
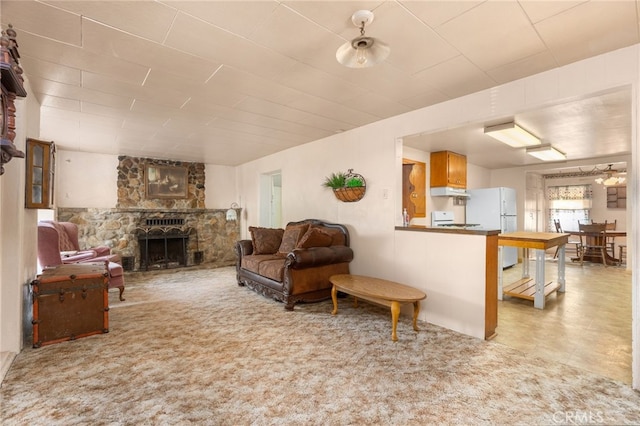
[592, 220, 617, 257]
[618, 244, 627, 266]
[578, 223, 609, 267]
[605, 220, 617, 257]
[552, 219, 582, 260]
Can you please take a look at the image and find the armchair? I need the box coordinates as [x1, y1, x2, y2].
[37, 221, 126, 301]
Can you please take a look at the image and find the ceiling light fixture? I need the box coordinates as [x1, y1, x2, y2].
[595, 164, 626, 186]
[336, 10, 390, 68]
[526, 144, 566, 161]
[484, 122, 541, 147]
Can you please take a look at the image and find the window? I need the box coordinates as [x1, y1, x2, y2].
[547, 185, 592, 232]
[25, 138, 55, 209]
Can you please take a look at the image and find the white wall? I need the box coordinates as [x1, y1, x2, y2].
[204, 164, 238, 209]
[56, 150, 119, 208]
[55, 151, 238, 210]
[0, 77, 40, 379]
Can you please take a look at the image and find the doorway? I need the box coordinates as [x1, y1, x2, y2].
[259, 171, 282, 228]
[402, 158, 426, 221]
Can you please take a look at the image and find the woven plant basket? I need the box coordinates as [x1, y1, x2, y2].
[333, 186, 366, 202]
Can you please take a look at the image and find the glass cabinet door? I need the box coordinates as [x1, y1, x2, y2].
[25, 138, 55, 209]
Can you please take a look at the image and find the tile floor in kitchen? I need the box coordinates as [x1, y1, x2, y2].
[492, 254, 632, 384]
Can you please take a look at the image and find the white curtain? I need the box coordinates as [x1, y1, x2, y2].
[547, 185, 592, 232]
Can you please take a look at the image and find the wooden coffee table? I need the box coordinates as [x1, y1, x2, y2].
[330, 274, 427, 341]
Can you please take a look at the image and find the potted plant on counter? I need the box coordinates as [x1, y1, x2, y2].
[323, 169, 366, 202]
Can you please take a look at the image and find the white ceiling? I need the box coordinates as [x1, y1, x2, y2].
[2, 1, 639, 167]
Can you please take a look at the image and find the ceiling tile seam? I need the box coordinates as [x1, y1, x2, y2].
[514, 1, 559, 68]
[76, 15, 220, 85]
[206, 107, 340, 139]
[278, 2, 349, 43]
[232, 96, 365, 132]
[160, 7, 181, 46]
[204, 65, 225, 84]
[396, 0, 480, 63]
[33, 74, 148, 112]
[199, 65, 381, 128]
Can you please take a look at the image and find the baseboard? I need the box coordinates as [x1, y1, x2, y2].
[0, 351, 17, 384]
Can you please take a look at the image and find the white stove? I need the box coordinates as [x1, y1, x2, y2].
[431, 211, 480, 228]
[432, 211, 455, 226]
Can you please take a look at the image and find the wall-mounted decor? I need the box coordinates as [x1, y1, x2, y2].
[145, 164, 188, 199]
[323, 168, 366, 202]
[1, 24, 27, 175]
[606, 186, 626, 209]
[25, 138, 55, 209]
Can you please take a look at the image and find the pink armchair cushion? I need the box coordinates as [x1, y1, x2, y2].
[51, 222, 76, 251]
[61, 250, 98, 263]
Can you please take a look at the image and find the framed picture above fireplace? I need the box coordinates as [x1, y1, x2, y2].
[145, 164, 188, 199]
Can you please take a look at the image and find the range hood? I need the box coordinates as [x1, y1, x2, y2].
[430, 187, 470, 197]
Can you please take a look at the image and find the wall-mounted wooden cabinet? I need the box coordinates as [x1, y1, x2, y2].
[607, 186, 626, 209]
[430, 150, 467, 189]
[25, 138, 55, 209]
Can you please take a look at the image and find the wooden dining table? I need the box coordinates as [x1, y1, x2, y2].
[569, 230, 626, 264]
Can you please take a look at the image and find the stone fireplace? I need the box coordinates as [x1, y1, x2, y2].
[57, 208, 240, 271]
[56, 156, 240, 271]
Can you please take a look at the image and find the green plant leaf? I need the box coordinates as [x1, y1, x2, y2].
[322, 172, 347, 189]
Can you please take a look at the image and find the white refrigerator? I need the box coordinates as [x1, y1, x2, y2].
[466, 187, 518, 268]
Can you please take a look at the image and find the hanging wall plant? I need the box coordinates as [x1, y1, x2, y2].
[322, 169, 366, 202]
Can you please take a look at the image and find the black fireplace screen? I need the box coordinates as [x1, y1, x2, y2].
[138, 233, 189, 270]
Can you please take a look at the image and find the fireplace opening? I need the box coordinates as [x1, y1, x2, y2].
[137, 217, 191, 270]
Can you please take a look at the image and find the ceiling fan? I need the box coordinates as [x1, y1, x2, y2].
[595, 164, 626, 186]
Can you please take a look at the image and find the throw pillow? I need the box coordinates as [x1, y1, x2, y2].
[249, 226, 284, 255]
[310, 224, 346, 246]
[296, 227, 333, 249]
[277, 224, 309, 254]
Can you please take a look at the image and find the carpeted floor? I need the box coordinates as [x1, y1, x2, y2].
[2, 266, 639, 425]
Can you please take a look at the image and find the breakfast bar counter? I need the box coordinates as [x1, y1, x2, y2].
[498, 232, 570, 309]
[395, 225, 500, 237]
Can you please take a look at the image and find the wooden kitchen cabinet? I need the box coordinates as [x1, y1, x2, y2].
[430, 150, 467, 189]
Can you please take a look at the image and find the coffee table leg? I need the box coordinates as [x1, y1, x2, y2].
[331, 285, 338, 315]
[391, 301, 400, 341]
[412, 301, 420, 331]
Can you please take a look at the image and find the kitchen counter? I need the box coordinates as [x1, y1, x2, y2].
[395, 225, 500, 236]
[394, 224, 499, 340]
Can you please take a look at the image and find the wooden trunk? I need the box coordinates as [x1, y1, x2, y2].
[31, 263, 109, 348]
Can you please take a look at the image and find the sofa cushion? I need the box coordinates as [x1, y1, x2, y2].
[242, 254, 283, 274]
[278, 223, 310, 254]
[297, 227, 333, 249]
[309, 224, 346, 246]
[249, 226, 285, 255]
[258, 258, 286, 282]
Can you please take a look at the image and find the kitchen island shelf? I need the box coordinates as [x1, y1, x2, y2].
[503, 277, 559, 301]
[498, 232, 569, 309]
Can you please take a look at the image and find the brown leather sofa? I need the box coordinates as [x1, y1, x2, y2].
[235, 219, 354, 310]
